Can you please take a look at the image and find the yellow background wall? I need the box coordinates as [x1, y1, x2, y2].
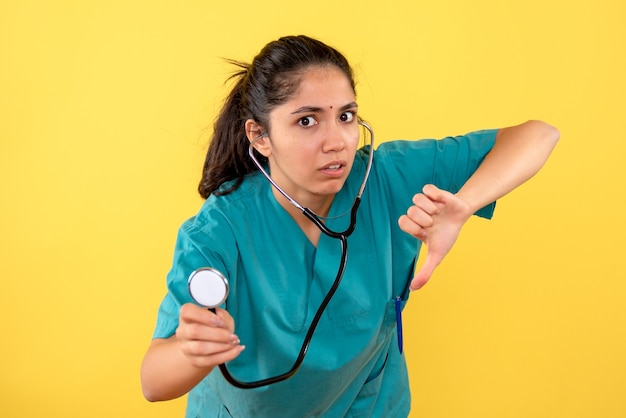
[1, 1, 624, 417]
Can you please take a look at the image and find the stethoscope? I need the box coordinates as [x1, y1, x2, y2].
[187, 120, 374, 389]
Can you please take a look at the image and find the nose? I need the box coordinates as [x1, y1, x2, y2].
[321, 121, 347, 153]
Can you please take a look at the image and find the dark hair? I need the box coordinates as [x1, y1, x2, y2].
[198, 35, 356, 199]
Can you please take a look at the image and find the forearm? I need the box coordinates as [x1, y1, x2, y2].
[140, 336, 215, 402]
[456, 120, 559, 213]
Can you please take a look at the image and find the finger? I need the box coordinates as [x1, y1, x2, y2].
[177, 319, 235, 341]
[213, 307, 235, 333]
[180, 303, 224, 327]
[398, 214, 427, 240]
[422, 184, 450, 205]
[406, 204, 434, 228]
[412, 193, 438, 214]
[208, 344, 246, 366]
[182, 339, 246, 368]
[410, 251, 443, 291]
[176, 328, 241, 355]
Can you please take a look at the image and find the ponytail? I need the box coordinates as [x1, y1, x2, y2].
[197, 62, 266, 199]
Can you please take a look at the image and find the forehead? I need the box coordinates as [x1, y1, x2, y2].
[282, 65, 356, 108]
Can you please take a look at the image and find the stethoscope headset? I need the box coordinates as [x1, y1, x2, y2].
[187, 120, 374, 388]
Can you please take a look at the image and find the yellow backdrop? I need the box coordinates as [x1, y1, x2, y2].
[1, 1, 624, 417]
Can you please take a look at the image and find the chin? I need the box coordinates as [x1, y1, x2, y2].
[316, 183, 345, 196]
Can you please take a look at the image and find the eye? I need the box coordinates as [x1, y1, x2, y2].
[339, 111, 355, 123]
[298, 116, 317, 127]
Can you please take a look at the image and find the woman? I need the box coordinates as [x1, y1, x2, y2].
[141, 35, 559, 417]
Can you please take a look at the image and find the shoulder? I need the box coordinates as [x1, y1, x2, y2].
[199, 172, 266, 216]
[357, 130, 498, 171]
[371, 129, 498, 156]
[180, 172, 269, 238]
[171, 172, 270, 272]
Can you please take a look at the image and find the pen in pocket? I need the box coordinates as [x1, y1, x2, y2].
[395, 296, 403, 354]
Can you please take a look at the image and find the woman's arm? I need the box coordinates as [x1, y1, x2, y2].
[140, 305, 245, 401]
[456, 119, 560, 214]
[399, 120, 559, 290]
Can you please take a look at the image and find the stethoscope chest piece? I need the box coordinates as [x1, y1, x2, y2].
[188, 267, 229, 308]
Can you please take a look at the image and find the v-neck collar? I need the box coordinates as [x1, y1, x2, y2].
[264, 175, 354, 249]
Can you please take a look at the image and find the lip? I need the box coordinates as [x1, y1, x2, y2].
[319, 160, 347, 177]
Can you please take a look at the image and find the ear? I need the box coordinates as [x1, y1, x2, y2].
[245, 119, 271, 157]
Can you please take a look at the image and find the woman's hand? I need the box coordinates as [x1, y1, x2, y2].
[139, 304, 244, 402]
[398, 184, 472, 290]
[398, 120, 559, 291]
[176, 304, 245, 369]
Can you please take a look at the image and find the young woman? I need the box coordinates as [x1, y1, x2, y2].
[141, 35, 559, 417]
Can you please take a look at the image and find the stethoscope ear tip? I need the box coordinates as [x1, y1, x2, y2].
[188, 267, 230, 308]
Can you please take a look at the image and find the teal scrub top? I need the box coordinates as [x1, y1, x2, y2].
[153, 130, 497, 417]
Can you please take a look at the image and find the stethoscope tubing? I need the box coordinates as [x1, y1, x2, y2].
[216, 121, 374, 389]
[217, 234, 348, 389]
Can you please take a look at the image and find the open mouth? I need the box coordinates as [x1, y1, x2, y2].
[322, 160, 345, 170]
[320, 161, 346, 177]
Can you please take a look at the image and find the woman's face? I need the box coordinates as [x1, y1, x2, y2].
[253, 65, 359, 209]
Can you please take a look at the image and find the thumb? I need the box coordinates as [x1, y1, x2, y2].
[410, 251, 443, 291]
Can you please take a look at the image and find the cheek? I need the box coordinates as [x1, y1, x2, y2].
[283, 136, 318, 159]
[268, 138, 314, 171]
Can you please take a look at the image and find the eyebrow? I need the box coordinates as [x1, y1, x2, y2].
[290, 101, 358, 115]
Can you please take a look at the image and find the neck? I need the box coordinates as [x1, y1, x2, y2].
[272, 187, 334, 217]
[271, 188, 334, 247]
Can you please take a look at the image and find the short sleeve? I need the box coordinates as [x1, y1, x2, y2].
[152, 214, 234, 339]
[372, 128, 498, 219]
